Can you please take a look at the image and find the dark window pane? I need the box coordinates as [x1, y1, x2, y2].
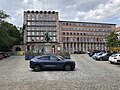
[39, 56, 49, 60]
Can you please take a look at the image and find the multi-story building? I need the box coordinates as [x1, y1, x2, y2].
[24, 11, 59, 53]
[24, 11, 116, 53]
[59, 21, 116, 52]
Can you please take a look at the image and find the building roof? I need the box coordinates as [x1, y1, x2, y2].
[59, 20, 116, 25]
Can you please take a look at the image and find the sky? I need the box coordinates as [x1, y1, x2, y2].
[0, 0, 120, 27]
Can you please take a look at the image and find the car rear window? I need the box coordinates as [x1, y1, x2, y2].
[111, 54, 117, 57]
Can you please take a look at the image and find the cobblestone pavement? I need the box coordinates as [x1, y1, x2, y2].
[0, 55, 120, 90]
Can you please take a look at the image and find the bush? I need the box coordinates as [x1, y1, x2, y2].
[57, 52, 70, 59]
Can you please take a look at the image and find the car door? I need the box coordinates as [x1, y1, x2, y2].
[49, 56, 64, 69]
[103, 54, 111, 60]
[37, 56, 50, 69]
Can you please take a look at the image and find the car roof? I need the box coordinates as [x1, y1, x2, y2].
[36, 54, 57, 57]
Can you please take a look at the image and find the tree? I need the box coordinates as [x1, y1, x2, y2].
[106, 31, 120, 48]
[0, 26, 15, 51]
[0, 10, 23, 51]
[0, 10, 10, 22]
[45, 32, 51, 42]
[0, 22, 22, 45]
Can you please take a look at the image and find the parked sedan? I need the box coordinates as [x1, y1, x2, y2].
[92, 52, 105, 59]
[95, 53, 112, 61]
[109, 54, 120, 64]
[30, 55, 75, 71]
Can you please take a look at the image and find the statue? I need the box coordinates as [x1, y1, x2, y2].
[45, 32, 51, 43]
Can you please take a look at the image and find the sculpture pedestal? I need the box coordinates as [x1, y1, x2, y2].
[45, 43, 51, 54]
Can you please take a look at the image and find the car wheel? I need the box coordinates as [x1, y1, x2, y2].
[33, 65, 41, 72]
[100, 58, 103, 61]
[64, 64, 72, 71]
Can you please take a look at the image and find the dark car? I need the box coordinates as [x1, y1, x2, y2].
[30, 55, 75, 71]
[74, 51, 85, 54]
[89, 50, 101, 57]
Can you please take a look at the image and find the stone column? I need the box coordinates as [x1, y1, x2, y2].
[86, 43, 88, 51]
[83, 43, 84, 51]
[69, 43, 71, 52]
[72, 43, 74, 53]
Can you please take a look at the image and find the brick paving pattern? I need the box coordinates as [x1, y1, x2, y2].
[0, 55, 120, 90]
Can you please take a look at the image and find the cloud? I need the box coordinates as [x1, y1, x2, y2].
[0, 0, 120, 26]
[75, 0, 120, 23]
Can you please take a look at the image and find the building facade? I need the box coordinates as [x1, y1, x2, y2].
[116, 27, 120, 40]
[24, 11, 116, 53]
[24, 11, 60, 53]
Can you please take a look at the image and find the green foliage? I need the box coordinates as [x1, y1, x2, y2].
[0, 26, 15, 51]
[45, 32, 51, 42]
[0, 10, 9, 19]
[106, 31, 120, 48]
[0, 10, 23, 51]
[57, 52, 70, 59]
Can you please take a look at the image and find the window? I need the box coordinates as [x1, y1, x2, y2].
[40, 32, 44, 35]
[53, 37, 56, 41]
[36, 27, 39, 31]
[36, 32, 39, 35]
[27, 32, 30, 35]
[36, 22, 39, 25]
[32, 22, 34, 25]
[67, 32, 69, 35]
[40, 16, 42, 20]
[27, 27, 30, 31]
[84, 28, 87, 30]
[79, 23, 83, 26]
[48, 15, 51, 20]
[90, 24, 92, 26]
[40, 37, 43, 40]
[32, 15, 34, 20]
[32, 27, 34, 31]
[53, 32, 56, 35]
[27, 14, 30, 20]
[27, 37, 31, 42]
[27, 22, 30, 25]
[40, 27, 43, 30]
[36, 15, 38, 20]
[44, 16, 47, 20]
[79, 28, 82, 30]
[50, 56, 58, 61]
[32, 32, 35, 35]
[36, 37, 39, 41]
[40, 22, 43, 25]
[49, 32, 52, 35]
[39, 56, 49, 60]
[90, 28, 92, 31]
